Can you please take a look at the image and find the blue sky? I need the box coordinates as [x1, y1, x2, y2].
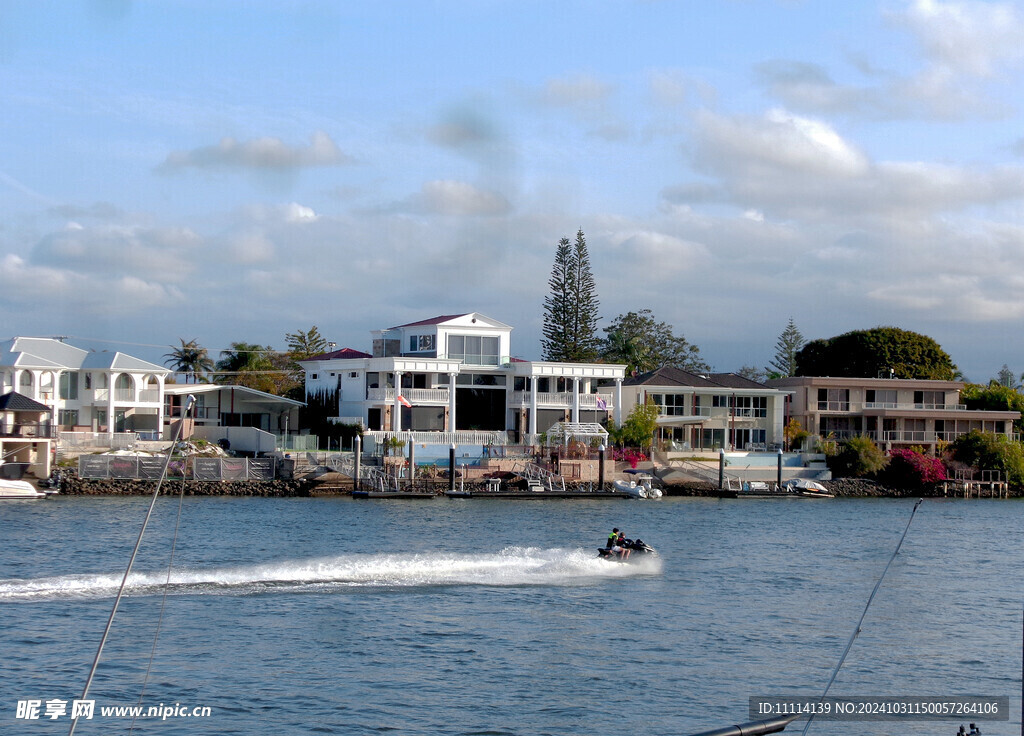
[4, 0, 1024, 381]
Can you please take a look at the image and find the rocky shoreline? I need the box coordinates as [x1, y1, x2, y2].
[53, 475, 1017, 498]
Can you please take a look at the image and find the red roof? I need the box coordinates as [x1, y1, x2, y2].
[307, 348, 372, 361]
[390, 314, 469, 329]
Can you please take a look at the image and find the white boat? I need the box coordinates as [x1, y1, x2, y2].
[613, 473, 663, 499]
[0, 478, 46, 499]
[782, 478, 834, 498]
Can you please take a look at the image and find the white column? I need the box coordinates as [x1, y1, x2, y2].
[156, 377, 165, 439]
[529, 376, 538, 437]
[614, 378, 623, 427]
[107, 373, 115, 439]
[571, 377, 580, 423]
[448, 373, 457, 431]
[393, 371, 403, 432]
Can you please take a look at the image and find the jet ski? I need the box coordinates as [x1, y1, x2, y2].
[597, 538, 656, 562]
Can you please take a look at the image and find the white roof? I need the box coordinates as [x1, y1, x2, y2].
[0, 337, 167, 374]
[164, 383, 304, 407]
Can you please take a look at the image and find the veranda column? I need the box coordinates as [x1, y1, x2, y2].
[448, 372, 458, 432]
[529, 376, 538, 438]
[392, 371, 403, 432]
[107, 373, 115, 440]
[571, 377, 580, 424]
[614, 378, 623, 427]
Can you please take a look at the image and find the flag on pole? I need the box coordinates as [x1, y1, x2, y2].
[398, 394, 412, 408]
[596, 396, 607, 410]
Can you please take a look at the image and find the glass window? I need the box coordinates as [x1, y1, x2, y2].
[58, 409, 79, 427]
[59, 372, 79, 400]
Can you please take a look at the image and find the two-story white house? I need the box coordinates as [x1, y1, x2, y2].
[300, 313, 627, 443]
[0, 337, 169, 437]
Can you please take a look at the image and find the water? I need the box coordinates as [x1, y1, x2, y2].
[1, 496, 1021, 736]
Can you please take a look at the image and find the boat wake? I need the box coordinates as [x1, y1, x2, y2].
[0, 547, 661, 601]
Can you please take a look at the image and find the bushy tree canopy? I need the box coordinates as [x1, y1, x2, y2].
[600, 309, 708, 374]
[795, 327, 957, 380]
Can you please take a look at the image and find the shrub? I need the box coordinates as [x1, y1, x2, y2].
[880, 448, 946, 491]
[829, 435, 887, 478]
[611, 447, 647, 469]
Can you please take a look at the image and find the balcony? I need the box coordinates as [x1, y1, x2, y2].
[92, 388, 162, 404]
[367, 388, 450, 404]
[0, 422, 57, 439]
[508, 392, 613, 409]
[819, 401, 968, 413]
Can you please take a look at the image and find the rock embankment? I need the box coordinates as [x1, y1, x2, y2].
[63, 477, 320, 497]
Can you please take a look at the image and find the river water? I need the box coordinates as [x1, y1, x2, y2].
[1, 495, 1021, 736]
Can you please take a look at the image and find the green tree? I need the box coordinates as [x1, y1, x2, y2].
[947, 430, 1024, 486]
[960, 382, 1024, 432]
[599, 309, 708, 374]
[795, 327, 957, 380]
[829, 436, 888, 478]
[766, 317, 804, 378]
[609, 397, 661, 450]
[215, 342, 296, 395]
[541, 229, 600, 362]
[996, 364, 1017, 388]
[737, 365, 767, 383]
[163, 338, 214, 384]
[285, 326, 328, 361]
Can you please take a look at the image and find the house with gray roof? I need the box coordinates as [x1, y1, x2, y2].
[0, 337, 169, 438]
[621, 366, 790, 451]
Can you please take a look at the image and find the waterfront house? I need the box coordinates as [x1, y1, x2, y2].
[0, 337, 169, 438]
[299, 313, 626, 444]
[766, 376, 1020, 454]
[163, 383, 304, 453]
[620, 366, 790, 451]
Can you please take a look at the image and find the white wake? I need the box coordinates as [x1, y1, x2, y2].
[0, 547, 661, 601]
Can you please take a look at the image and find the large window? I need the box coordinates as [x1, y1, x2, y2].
[650, 393, 689, 416]
[866, 389, 897, 407]
[448, 335, 500, 366]
[58, 409, 79, 427]
[817, 388, 850, 411]
[408, 334, 435, 353]
[59, 372, 79, 400]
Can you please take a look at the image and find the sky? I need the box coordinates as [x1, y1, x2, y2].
[3, 0, 1024, 383]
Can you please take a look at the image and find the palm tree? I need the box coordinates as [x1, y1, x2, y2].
[163, 339, 214, 384]
[601, 328, 653, 376]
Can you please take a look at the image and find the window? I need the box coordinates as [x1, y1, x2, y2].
[866, 389, 896, 406]
[59, 372, 79, 400]
[408, 334, 435, 352]
[731, 396, 767, 417]
[348, 372, 359, 379]
[58, 409, 79, 427]
[448, 335, 500, 365]
[650, 393, 689, 416]
[310, 373, 318, 380]
[84, 373, 92, 390]
[914, 390, 944, 408]
[817, 388, 850, 410]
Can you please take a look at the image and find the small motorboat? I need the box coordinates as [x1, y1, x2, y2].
[597, 538, 657, 562]
[613, 473, 663, 499]
[783, 478, 834, 498]
[0, 478, 47, 499]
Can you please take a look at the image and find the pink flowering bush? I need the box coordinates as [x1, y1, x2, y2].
[882, 448, 946, 491]
[612, 447, 647, 469]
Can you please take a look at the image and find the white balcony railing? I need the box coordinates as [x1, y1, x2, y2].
[508, 392, 613, 409]
[367, 388, 450, 404]
[822, 402, 969, 412]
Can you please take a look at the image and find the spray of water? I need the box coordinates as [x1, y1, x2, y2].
[0, 547, 661, 601]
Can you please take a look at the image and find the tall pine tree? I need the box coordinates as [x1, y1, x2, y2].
[541, 229, 600, 362]
[767, 317, 804, 378]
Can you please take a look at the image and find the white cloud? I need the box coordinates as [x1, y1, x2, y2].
[159, 131, 352, 171]
[899, 0, 1024, 77]
[418, 180, 511, 216]
[540, 74, 614, 107]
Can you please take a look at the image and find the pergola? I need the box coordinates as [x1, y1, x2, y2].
[545, 421, 609, 447]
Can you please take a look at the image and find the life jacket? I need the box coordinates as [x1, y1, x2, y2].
[606, 532, 617, 548]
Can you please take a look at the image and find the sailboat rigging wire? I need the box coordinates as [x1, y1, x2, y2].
[128, 465, 190, 735]
[68, 395, 195, 736]
[799, 498, 923, 736]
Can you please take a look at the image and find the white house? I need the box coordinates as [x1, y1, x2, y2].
[163, 383, 304, 450]
[0, 337, 169, 437]
[300, 313, 627, 443]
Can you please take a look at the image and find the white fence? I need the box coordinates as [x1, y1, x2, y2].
[59, 432, 137, 451]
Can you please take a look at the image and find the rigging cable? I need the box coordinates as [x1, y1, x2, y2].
[67, 395, 195, 736]
[800, 498, 923, 736]
[128, 452, 191, 734]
